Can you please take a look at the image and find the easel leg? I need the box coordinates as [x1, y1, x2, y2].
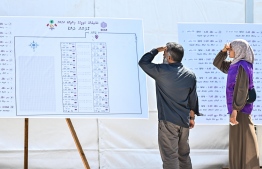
[24, 118, 29, 169]
[66, 118, 90, 169]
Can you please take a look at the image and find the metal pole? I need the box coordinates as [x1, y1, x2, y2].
[245, 0, 254, 23]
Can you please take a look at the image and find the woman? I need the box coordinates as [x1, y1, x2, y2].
[213, 39, 259, 169]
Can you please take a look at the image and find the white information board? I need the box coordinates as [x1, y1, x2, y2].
[178, 23, 262, 125]
[0, 16, 147, 118]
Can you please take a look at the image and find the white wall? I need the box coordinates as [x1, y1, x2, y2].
[0, 0, 261, 168]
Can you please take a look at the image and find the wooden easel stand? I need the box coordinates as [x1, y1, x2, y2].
[24, 118, 90, 169]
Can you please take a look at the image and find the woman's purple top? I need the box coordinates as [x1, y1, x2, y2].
[226, 60, 254, 114]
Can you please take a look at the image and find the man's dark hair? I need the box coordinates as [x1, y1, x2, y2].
[166, 42, 184, 62]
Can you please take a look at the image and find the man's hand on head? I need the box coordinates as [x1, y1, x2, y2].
[156, 46, 167, 53]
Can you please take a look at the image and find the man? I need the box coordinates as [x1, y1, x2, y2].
[138, 42, 200, 169]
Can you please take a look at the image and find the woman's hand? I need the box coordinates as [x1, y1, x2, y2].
[230, 110, 239, 126]
[222, 43, 230, 52]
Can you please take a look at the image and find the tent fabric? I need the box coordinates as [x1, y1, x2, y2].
[0, 0, 262, 168]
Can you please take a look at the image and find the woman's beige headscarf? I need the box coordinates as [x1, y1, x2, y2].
[230, 39, 254, 65]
